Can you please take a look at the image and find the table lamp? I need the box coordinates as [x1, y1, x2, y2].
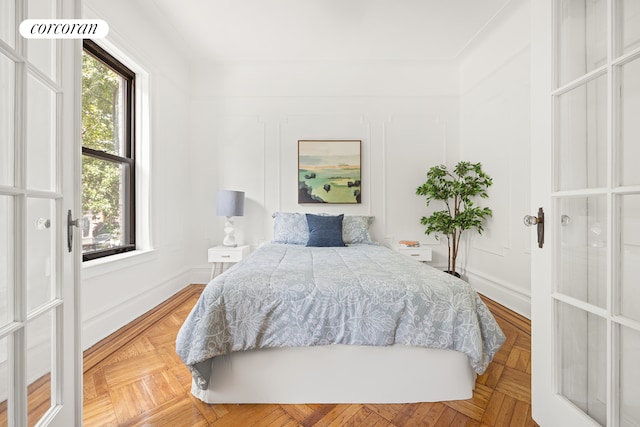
[216, 190, 245, 247]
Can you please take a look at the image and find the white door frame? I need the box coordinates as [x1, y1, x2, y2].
[531, 1, 640, 426]
[0, 0, 81, 425]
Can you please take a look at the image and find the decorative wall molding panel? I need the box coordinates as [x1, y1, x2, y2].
[214, 115, 267, 245]
[459, 0, 531, 305]
[383, 114, 446, 245]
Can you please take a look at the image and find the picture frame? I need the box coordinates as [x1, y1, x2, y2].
[298, 140, 361, 204]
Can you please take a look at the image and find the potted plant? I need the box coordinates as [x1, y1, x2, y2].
[415, 161, 493, 277]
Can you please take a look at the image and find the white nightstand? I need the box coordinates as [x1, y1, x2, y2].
[208, 245, 250, 279]
[393, 244, 433, 262]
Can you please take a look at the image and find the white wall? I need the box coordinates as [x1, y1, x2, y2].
[79, 0, 536, 350]
[187, 60, 461, 272]
[80, 0, 193, 349]
[459, 0, 531, 317]
[187, 2, 534, 319]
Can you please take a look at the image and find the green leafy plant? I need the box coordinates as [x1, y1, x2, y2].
[416, 161, 493, 276]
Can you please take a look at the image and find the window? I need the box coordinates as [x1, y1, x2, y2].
[82, 40, 135, 261]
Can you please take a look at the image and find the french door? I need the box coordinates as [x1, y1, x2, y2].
[532, 0, 640, 426]
[0, 0, 81, 426]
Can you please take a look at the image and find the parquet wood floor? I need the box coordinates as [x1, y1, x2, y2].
[80, 284, 537, 426]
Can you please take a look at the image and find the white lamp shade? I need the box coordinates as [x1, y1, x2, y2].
[216, 190, 245, 217]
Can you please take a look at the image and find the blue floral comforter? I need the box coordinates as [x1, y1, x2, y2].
[176, 243, 505, 389]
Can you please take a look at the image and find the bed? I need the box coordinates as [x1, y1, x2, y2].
[176, 213, 505, 404]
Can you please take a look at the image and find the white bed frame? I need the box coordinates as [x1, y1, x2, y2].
[191, 344, 476, 404]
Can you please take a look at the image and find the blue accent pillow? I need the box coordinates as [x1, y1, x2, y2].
[306, 214, 346, 247]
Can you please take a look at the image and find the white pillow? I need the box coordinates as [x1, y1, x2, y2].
[272, 212, 308, 244]
[342, 215, 374, 244]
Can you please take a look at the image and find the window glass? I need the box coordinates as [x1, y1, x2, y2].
[82, 42, 135, 261]
[82, 52, 128, 157]
[81, 160, 132, 253]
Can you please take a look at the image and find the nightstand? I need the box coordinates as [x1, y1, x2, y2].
[393, 244, 432, 262]
[208, 245, 250, 279]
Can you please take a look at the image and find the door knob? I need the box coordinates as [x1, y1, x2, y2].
[524, 207, 545, 248]
[67, 210, 84, 253]
[35, 218, 51, 230]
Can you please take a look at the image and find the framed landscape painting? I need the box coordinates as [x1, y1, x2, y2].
[298, 140, 361, 204]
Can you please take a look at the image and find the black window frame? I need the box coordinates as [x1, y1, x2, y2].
[82, 40, 136, 262]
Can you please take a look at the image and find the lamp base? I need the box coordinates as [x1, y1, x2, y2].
[223, 216, 237, 247]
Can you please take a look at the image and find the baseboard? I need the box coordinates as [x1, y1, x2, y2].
[464, 267, 531, 319]
[190, 262, 243, 285]
[83, 283, 204, 372]
[82, 268, 192, 351]
[190, 264, 212, 284]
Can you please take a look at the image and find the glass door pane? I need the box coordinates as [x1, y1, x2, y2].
[558, 195, 608, 308]
[619, 57, 640, 186]
[0, 53, 14, 187]
[620, 194, 640, 322]
[0, 336, 8, 425]
[26, 311, 54, 427]
[26, 73, 57, 192]
[558, 301, 607, 425]
[557, 74, 608, 191]
[26, 198, 55, 313]
[621, 0, 640, 55]
[620, 326, 640, 426]
[0, 0, 15, 49]
[557, 0, 607, 87]
[0, 196, 12, 327]
[27, 0, 57, 82]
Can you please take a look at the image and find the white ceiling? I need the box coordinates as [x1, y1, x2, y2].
[149, 0, 512, 62]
